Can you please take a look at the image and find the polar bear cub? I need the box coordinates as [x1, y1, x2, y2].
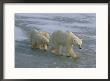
[50, 30, 82, 59]
[30, 30, 49, 51]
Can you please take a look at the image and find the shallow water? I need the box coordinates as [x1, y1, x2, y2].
[15, 13, 96, 68]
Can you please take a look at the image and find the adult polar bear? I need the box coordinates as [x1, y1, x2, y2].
[50, 30, 82, 59]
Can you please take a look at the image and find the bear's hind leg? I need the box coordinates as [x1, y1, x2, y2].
[51, 48, 60, 55]
[44, 44, 48, 51]
[32, 41, 36, 48]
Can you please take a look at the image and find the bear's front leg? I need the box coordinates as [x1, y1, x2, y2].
[35, 43, 39, 49]
[66, 46, 72, 57]
[66, 47, 79, 59]
[39, 44, 43, 49]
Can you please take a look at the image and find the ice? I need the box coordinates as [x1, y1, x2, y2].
[15, 27, 28, 41]
[15, 13, 96, 68]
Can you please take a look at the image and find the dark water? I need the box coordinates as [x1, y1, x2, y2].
[15, 13, 96, 68]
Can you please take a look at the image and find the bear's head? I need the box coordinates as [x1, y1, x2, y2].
[41, 32, 50, 39]
[71, 32, 82, 49]
[77, 38, 82, 49]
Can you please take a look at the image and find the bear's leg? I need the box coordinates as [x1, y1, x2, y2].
[51, 48, 58, 53]
[66, 47, 79, 59]
[66, 49, 71, 57]
[32, 44, 35, 48]
[53, 46, 62, 55]
[58, 46, 63, 55]
[50, 44, 61, 55]
[51, 48, 60, 55]
[51, 47, 56, 53]
[44, 44, 48, 51]
[32, 41, 36, 48]
[42, 44, 44, 50]
[66, 46, 71, 57]
[34, 43, 39, 49]
[50, 45, 56, 53]
[39, 44, 42, 49]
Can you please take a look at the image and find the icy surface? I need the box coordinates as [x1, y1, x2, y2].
[15, 13, 96, 68]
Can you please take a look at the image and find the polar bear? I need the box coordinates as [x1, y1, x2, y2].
[30, 30, 49, 51]
[50, 30, 82, 59]
[38, 32, 50, 50]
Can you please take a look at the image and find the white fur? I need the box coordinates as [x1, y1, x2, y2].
[31, 30, 49, 51]
[50, 30, 82, 59]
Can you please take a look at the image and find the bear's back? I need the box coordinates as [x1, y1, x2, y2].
[50, 30, 71, 46]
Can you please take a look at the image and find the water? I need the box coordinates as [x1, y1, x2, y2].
[15, 13, 96, 68]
